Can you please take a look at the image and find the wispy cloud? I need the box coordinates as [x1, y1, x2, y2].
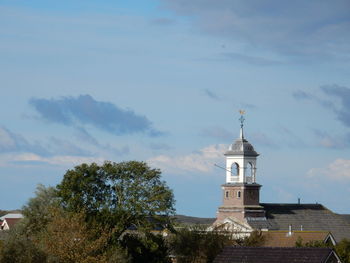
[312, 129, 350, 149]
[150, 17, 175, 26]
[0, 126, 127, 167]
[220, 52, 282, 66]
[0, 126, 49, 156]
[308, 159, 350, 180]
[292, 90, 313, 100]
[199, 126, 233, 140]
[149, 142, 172, 151]
[74, 127, 99, 146]
[202, 89, 221, 100]
[73, 127, 129, 155]
[10, 153, 105, 167]
[148, 144, 226, 174]
[29, 95, 163, 137]
[278, 126, 306, 148]
[320, 85, 350, 127]
[160, 0, 350, 62]
[250, 132, 277, 148]
[48, 137, 92, 157]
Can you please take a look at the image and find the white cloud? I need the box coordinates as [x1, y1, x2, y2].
[308, 159, 350, 180]
[0, 152, 104, 168]
[148, 144, 227, 174]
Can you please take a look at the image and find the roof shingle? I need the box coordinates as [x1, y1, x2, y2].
[213, 247, 338, 263]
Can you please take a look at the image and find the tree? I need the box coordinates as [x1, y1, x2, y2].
[295, 237, 328, 248]
[22, 184, 59, 236]
[236, 230, 265, 247]
[295, 237, 350, 263]
[41, 208, 111, 263]
[56, 161, 175, 238]
[120, 232, 171, 263]
[0, 224, 47, 263]
[335, 239, 350, 263]
[0, 184, 58, 263]
[1, 161, 175, 262]
[169, 225, 234, 263]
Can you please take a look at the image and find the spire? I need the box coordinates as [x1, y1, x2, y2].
[239, 110, 245, 139]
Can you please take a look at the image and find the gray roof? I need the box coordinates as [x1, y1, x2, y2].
[247, 203, 350, 242]
[213, 247, 338, 263]
[341, 214, 350, 223]
[225, 138, 259, 157]
[173, 215, 215, 225]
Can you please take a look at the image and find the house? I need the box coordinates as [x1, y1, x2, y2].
[0, 213, 23, 230]
[213, 114, 350, 242]
[261, 230, 336, 247]
[213, 247, 342, 263]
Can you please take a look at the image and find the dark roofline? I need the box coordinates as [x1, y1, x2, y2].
[260, 203, 326, 208]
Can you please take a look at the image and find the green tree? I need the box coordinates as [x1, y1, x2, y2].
[335, 239, 350, 263]
[1, 161, 175, 263]
[120, 232, 171, 263]
[169, 225, 234, 263]
[0, 224, 47, 263]
[56, 161, 175, 239]
[295, 237, 350, 263]
[236, 230, 265, 247]
[0, 184, 58, 263]
[22, 184, 59, 236]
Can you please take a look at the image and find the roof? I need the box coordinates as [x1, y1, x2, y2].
[247, 204, 350, 242]
[225, 138, 259, 157]
[0, 213, 23, 221]
[173, 215, 216, 225]
[261, 231, 332, 247]
[213, 247, 339, 263]
[341, 214, 350, 223]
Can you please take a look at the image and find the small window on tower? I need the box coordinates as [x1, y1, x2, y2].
[225, 191, 229, 198]
[231, 163, 239, 176]
[237, 191, 241, 198]
[248, 162, 254, 177]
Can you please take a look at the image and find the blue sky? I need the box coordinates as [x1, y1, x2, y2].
[1, 0, 350, 217]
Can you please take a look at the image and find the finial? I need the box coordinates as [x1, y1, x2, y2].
[239, 110, 245, 139]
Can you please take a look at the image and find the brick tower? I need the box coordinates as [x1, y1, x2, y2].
[216, 112, 265, 223]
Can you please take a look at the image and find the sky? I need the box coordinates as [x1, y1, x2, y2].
[1, 0, 350, 217]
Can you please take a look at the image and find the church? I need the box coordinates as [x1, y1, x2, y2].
[211, 113, 350, 243]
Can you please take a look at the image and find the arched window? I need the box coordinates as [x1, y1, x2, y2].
[231, 163, 239, 176]
[237, 191, 241, 198]
[248, 162, 254, 177]
[225, 191, 229, 198]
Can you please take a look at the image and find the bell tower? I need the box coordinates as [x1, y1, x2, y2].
[216, 111, 265, 223]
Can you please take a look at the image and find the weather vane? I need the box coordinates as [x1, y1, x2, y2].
[239, 110, 245, 128]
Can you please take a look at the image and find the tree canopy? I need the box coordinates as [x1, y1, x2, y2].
[0, 161, 176, 263]
[56, 161, 175, 235]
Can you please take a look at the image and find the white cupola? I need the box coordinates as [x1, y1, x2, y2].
[225, 113, 259, 184]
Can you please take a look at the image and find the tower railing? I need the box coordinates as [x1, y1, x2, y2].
[229, 176, 240, 183]
[245, 176, 253, 183]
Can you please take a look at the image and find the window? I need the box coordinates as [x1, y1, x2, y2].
[248, 162, 254, 177]
[225, 191, 229, 198]
[237, 191, 241, 198]
[231, 163, 239, 176]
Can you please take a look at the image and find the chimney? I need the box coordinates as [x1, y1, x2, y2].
[287, 225, 293, 236]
